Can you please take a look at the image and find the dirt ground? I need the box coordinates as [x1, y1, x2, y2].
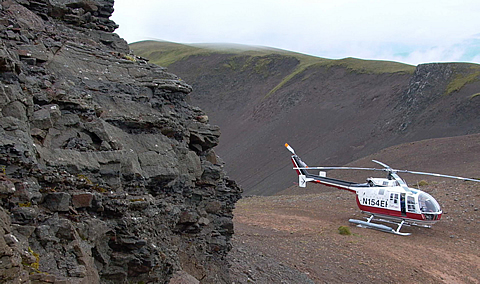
[229, 181, 480, 284]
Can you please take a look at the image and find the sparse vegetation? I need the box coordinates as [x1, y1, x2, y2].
[130, 41, 213, 67]
[417, 180, 428, 187]
[223, 57, 240, 70]
[77, 174, 93, 184]
[130, 40, 416, 100]
[123, 54, 136, 62]
[253, 57, 273, 77]
[264, 64, 309, 99]
[338, 226, 352, 235]
[316, 57, 416, 75]
[470, 93, 480, 99]
[445, 71, 480, 95]
[23, 247, 40, 272]
[19, 202, 32, 207]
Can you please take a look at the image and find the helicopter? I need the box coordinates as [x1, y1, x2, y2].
[285, 143, 480, 236]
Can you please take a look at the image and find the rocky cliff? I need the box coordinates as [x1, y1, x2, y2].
[0, 1, 241, 283]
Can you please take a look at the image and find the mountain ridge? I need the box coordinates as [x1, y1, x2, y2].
[131, 40, 480, 196]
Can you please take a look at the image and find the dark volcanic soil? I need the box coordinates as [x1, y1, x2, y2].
[164, 51, 480, 196]
[230, 181, 480, 283]
[229, 135, 480, 283]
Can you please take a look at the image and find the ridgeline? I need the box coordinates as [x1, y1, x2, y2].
[131, 40, 480, 196]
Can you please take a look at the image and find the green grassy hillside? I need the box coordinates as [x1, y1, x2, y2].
[131, 40, 416, 101]
[131, 40, 416, 74]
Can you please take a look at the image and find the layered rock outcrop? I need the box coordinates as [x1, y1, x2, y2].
[0, 0, 241, 283]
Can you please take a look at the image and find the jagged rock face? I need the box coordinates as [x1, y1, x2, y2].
[393, 63, 480, 134]
[0, 0, 242, 283]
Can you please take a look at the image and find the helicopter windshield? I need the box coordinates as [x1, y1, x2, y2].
[418, 192, 441, 213]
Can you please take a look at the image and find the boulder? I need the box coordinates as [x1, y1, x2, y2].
[169, 270, 200, 284]
[71, 192, 94, 208]
[43, 192, 71, 212]
[31, 104, 61, 130]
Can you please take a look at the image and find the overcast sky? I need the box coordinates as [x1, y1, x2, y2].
[111, 0, 480, 66]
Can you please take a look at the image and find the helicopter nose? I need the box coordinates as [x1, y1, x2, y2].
[423, 211, 442, 221]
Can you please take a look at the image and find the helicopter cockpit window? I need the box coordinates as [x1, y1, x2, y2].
[418, 192, 441, 213]
[407, 196, 416, 212]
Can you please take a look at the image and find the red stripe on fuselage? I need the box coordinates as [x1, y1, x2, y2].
[355, 196, 425, 221]
[290, 157, 301, 175]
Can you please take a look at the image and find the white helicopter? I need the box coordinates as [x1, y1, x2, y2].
[285, 143, 480, 236]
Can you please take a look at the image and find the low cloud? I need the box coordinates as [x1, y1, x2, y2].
[112, 0, 480, 66]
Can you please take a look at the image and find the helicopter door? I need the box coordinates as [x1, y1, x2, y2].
[406, 195, 417, 213]
[400, 193, 406, 216]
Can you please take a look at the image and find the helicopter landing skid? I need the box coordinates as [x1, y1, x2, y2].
[349, 216, 411, 236]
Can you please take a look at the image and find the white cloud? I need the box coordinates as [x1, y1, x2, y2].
[395, 46, 467, 65]
[111, 0, 480, 65]
[472, 55, 480, 64]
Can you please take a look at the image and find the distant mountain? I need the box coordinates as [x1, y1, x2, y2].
[131, 40, 480, 196]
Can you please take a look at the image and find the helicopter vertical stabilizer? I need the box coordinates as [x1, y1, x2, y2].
[299, 175, 307, 187]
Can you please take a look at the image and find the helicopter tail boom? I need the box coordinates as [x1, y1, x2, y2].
[285, 143, 358, 191]
[286, 145, 312, 187]
[286, 143, 309, 176]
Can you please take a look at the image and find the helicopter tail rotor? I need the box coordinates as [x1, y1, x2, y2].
[285, 143, 296, 155]
[285, 143, 310, 178]
[285, 143, 322, 187]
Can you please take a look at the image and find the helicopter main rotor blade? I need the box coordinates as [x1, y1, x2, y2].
[294, 166, 385, 171]
[395, 170, 480, 182]
[372, 160, 392, 169]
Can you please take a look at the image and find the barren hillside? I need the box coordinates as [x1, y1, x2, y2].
[131, 40, 480, 196]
